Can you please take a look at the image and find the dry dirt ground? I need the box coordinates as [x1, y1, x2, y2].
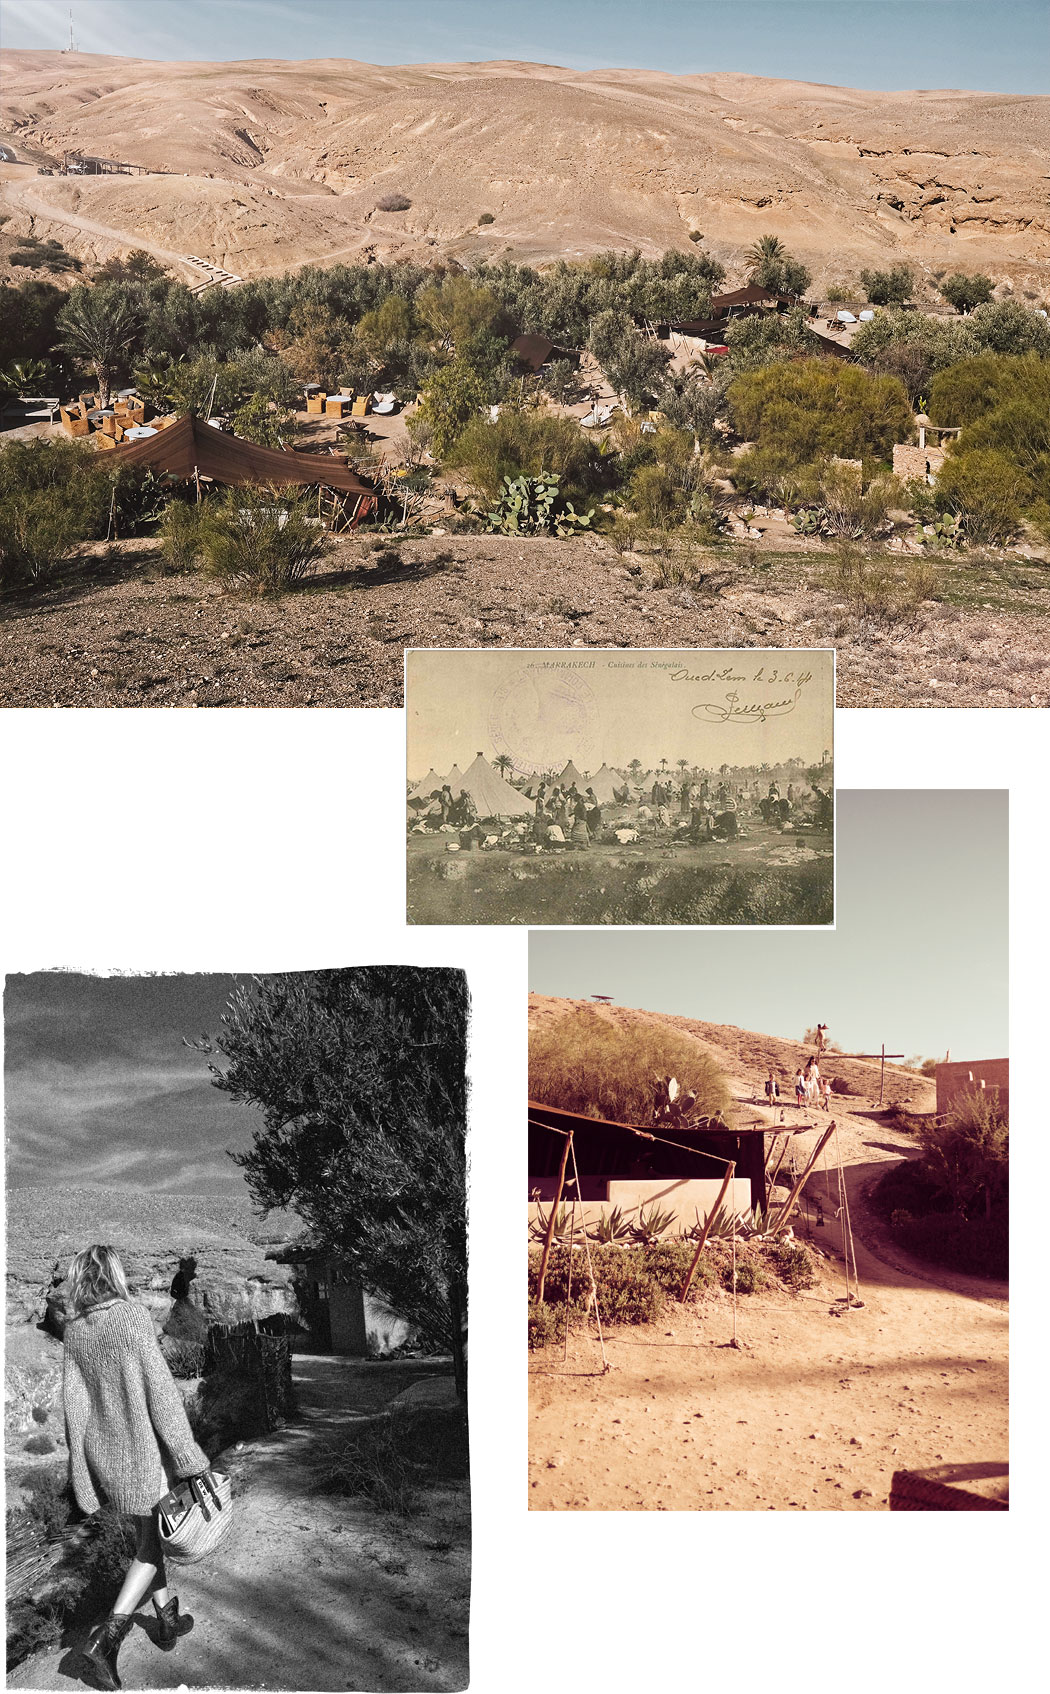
[8, 1356, 469, 1692]
[3, 533, 1048, 709]
[2, 55, 1047, 287]
[527, 996, 1008, 1512]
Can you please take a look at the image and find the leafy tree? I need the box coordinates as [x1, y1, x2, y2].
[859, 265, 914, 306]
[414, 358, 488, 458]
[94, 249, 168, 286]
[449, 408, 606, 503]
[205, 969, 468, 1395]
[745, 234, 811, 297]
[656, 369, 729, 445]
[0, 278, 67, 370]
[416, 275, 506, 353]
[57, 282, 142, 406]
[275, 301, 357, 389]
[723, 305, 815, 372]
[939, 272, 995, 314]
[964, 298, 1050, 356]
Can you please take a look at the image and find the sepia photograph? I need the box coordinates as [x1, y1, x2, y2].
[407, 647, 834, 926]
[527, 790, 1008, 1512]
[5, 968, 469, 1692]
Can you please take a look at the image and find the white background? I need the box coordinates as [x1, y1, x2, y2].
[0, 702, 1040, 1693]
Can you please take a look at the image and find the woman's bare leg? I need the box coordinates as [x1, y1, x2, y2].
[111, 1514, 168, 1615]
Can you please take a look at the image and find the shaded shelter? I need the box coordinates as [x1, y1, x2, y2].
[528, 1100, 769, 1208]
[107, 415, 376, 525]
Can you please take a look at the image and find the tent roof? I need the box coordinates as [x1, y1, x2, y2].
[458, 753, 533, 817]
[558, 760, 586, 787]
[443, 764, 465, 791]
[106, 414, 375, 496]
[710, 283, 786, 311]
[409, 769, 444, 801]
[586, 764, 621, 803]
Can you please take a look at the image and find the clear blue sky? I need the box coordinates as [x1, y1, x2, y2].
[529, 790, 1009, 1062]
[3, 1, 1047, 94]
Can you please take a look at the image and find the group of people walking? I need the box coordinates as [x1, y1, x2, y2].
[533, 782, 603, 844]
[765, 1053, 833, 1112]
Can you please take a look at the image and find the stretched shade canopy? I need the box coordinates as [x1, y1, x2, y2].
[106, 414, 376, 500]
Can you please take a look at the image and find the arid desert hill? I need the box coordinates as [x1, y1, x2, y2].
[1, 52, 1047, 283]
[528, 993, 937, 1117]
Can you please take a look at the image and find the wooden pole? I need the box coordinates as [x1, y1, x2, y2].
[767, 1134, 791, 1191]
[770, 1125, 835, 1233]
[679, 1161, 735, 1302]
[880, 1044, 886, 1107]
[536, 1131, 572, 1305]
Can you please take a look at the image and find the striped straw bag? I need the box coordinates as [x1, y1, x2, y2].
[157, 1471, 233, 1564]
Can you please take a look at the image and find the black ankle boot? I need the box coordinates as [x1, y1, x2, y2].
[80, 1612, 134, 1691]
[153, 1595, 193, 1650]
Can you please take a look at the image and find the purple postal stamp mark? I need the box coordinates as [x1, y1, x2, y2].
[488, 663, 601, 776]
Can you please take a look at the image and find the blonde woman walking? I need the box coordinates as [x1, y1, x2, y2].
[62, 1246, 210, 1690]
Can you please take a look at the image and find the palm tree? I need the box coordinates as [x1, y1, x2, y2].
[57, 285, 141, 409]
[493, 753, 514, 777]
[744, 234, 786, 277]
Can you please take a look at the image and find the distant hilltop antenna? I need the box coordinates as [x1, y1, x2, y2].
[63, 9, 77, 52]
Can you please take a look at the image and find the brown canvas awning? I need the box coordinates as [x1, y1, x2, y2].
[107, 414, 376, 499]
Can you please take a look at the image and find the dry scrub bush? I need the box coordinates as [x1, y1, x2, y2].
[820, 464, 900, 540]
[823, 543, 937, 622]
[194, 486, 327, 595]
[528, 1006, 729, 1123]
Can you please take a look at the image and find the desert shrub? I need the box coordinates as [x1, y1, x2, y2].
[477, 212, 495, 225]
[0, 437, 110, 590]
[162, 1338, 207, 1378]
[629, 461, 686, 527]
[763, 1239, 817, 1290]
[528, 1005, 730, 1123]
[819, 463, 899, 539]
[918, 1086, 1008, 1219]
[528, 1299, 566, 1349]
[728, 360, 912, 471]
[158, 497, 207, 572]
[935, 449, 1028, 544]
[450, 408, 605, 502]
[193, 485, 327, 594]
[376, 193, 412, 212]
[721, 1258, 765, 1294]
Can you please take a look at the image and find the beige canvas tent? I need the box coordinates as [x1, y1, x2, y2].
[458, 753, 533, 818]
[558, 760, 586, 788]
[443, 764, 466, 794]
[409, 769, 444, 802]
[586, 764, 621, 804]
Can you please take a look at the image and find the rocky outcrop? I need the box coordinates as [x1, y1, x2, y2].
[6, 1186, 303, 1335]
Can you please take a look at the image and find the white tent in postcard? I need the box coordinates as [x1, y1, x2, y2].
[409, 768, 444, 802]
[558, 760, 587, 788]
[586, 764, 621, 804]
[443, 764, 466, 794]
[458, 752, 533, 817]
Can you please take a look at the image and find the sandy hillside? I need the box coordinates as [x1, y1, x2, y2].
[1, 52, 1047, 283]
[527, 996, 1007, 1511]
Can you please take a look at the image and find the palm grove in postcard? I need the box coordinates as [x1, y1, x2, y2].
[406, 648, 834, 926]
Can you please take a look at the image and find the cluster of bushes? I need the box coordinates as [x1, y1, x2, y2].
[528, 1005, 729, 1123]
[927, 354, 1050, 543]
[7, 234, 83, 275]
[6, 1473, 135, 1672]
[871, 1087, 1008, 1278]
[527, 1232, 817, 1347]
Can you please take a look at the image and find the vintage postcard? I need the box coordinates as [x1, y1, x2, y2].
[406, 648, 834, 926]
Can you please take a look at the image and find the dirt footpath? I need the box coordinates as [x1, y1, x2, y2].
[528, 1059, 1007, 1512]
[10, 1356, 469, 1691]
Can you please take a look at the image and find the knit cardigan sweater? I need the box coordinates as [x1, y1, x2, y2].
[63, 1298, 209, 1516]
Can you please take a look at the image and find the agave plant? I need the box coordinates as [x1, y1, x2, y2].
[589, 1205, 632, 1245]
[632, 1202, 678, 1245]
[529, 1200, 574, 1243]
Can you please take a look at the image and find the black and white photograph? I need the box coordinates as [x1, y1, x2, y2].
[407, 647, 834, 926]
[5, 968, 469, 1693]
